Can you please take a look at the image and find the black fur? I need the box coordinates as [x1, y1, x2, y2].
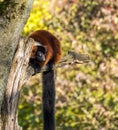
[29, 58, 41, 75]
[42, 70, 55, 130]
[35, 46, 46, 62]
[37, 46, 46, 54]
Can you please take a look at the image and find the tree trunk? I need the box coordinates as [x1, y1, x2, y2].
[1, 39, 32, 130]
[1, 38, 34, 130]
[0, 0, 34, 129]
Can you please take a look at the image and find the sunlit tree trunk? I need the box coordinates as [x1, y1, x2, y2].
[0, 0, 34, 129]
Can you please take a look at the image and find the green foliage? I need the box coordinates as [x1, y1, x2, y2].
[23, 0, 52, 35]
[19, 0, 118, 130]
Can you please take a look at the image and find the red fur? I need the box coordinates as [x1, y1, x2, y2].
[29, 30, 62, 67]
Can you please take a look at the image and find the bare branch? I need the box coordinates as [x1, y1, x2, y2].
[26, 38, 90, 75]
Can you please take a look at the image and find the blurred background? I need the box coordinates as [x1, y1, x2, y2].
[18, 0, 118, 130]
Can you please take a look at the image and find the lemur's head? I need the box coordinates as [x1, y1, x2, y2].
[31, 41, 46, 62]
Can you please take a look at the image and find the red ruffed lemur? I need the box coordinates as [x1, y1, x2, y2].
[29, 30, 62, 130]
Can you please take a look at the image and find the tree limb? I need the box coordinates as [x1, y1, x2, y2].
[26, 38, 90, 75]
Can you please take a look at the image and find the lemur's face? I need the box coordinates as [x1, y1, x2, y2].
[30, 41, 47, 62]
[35, 46, 46, 62]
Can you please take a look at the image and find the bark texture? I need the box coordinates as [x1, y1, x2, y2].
[1, 38, 34, 130]
[0, 0, 34, 129]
